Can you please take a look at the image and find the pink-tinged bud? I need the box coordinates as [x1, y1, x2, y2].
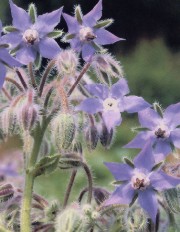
[0, 107, 17, 136]
[55, 49, 79, 76]
[19, 103, 38, 131]
[92, 54, 123, 83]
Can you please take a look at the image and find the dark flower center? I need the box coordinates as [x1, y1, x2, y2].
[155, 128, 166, 138]
[133, 178, 145, 190]
[79, 26, 96, 42]
[23, 29, 39, 45]
[85, 32, 96, 41]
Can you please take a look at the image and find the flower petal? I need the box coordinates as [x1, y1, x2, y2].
[0, 48, 21, 67]
[133, 141, 155, 171]
[1, 32, 22, 48]
[38, 37, 60, 59]
[154, 140, 172, 156]
[170, 128, 180, 149]
[104, 162, 133, 180]
[76, 98, 103, 114]
[63, 13, 79, 34]
[16, 46, 37, 65]
[9, 0, 31, 31]
[81, 43, 95, 61]
[102, 110, 122, 132]
[138, 189, 158, 223]
[83, 0, 102, 27]
[164, 102, 180, 129]
[110, 78, 130, 98]
[95, 28, 121, 45]
[124, 131, 154, 149]
[0, 62, 6, 88]
[34, 7, 63, 36]
[104, 183, 135, 206]
[85, 84, 109, 100]
[150, 171, 180, 191]
[138, 108, 161, 130]
[70, 38, 82, 51]
[123, 96, 151, 113]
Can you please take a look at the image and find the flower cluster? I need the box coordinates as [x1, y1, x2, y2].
[0, 1, 179, 231]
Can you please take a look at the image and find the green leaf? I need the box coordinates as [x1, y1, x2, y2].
[47, 30, 63, 39]
[94, 19, 114, 29]
[3, 26, 18, 33]
[111, 180, 127, 186]
[31, 155, 60, 177]
[123, 157, 135, 168]
[129, 193, 138, 207]
[63, 33, 76, 41]
[75, 5, 83, 24]
[34, 53, 42, 70]
[151, 162, 163, 171]
[153, 102, 164, 118]
[28, 3, 37, 24]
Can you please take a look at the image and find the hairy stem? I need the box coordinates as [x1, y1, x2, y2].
[63, 169, 77, 208]
[28, 62, 37, 89]
[82, 162, 93, 204]
[1, 87, 12, 101]
[0, 225, 11, 232]
[16, 68, 28, 90]
[5, 77, 24, 92]
[68, 62, 91, 96]
[39, 60, 55, 97]
[20, 123, 47, 232]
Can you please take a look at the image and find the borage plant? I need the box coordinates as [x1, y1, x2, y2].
[0, 1, 179, 232]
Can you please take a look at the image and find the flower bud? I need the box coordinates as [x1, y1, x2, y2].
[93, 187, 110, 205]
[99, 123, 114, 149]
[85, 124, 99, 151]
[59, 153, 83, 169]
[92, 53, 123, 83]
[55, 49, 79, 76]
[55, 206, 85, 232]
[0, 107, 17, 136]
[52, 113, 75, 151]
[18, 103, 38, 131]
[0, 183, 14, 203]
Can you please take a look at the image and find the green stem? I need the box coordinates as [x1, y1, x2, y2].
[20, 124, 46, 232]
[28, 62, 37, 89]
[82, 162, 93, 204]
[63, 169, 77, 208]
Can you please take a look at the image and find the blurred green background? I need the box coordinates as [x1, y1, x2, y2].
[0, 0, 179, 203]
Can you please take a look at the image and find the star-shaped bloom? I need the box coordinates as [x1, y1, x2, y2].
[124, 103, 180, 161]
[63, 0, 122, 61]
[104, 142, 180, 222]
[0, 20, 21, 88]
[76, 78, 150, 131]
[3, 0, 62, 65]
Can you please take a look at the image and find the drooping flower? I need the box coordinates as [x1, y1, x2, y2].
[63, 0, 122, 61]
[3, 1, 63, 65]
[124, 103, 180, 161]
[76, 78, 150, 131]
[0, 20, 21, 88]
[104, 142, 180, 222]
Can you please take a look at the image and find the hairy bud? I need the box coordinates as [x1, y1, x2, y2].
[52, 113, 75, 151]
[99, 123, 114, 148]
[0, 107, 17, 136]
[93, 187, 110, 205]
[0, 184, 14, 203]
[55, 49, 79, 76]
[59, 153, 83, 169]
[85, 124, 99, 151]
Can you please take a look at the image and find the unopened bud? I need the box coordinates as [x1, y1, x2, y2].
[86, 125, 99, 150]
[52, 113, 75, 151]
[19, 103, 38, 131]
[0, 183, 14, 203]
[55, 206, 85, 232]
[99, 123, 114, 148]
[0, 107, 17, 136]
[55, 49, 79, 76]
[59, 153, 83, 169]
[93, 187, 110, 205]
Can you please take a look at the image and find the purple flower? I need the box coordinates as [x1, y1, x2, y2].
[3, 0, 62, 65]
[76, 78, 150, 131]
[0, 20, 21, 88]
[104, 142, 180, 222]
[63, 0, 122, 61]
[124, 103, 180, 161]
